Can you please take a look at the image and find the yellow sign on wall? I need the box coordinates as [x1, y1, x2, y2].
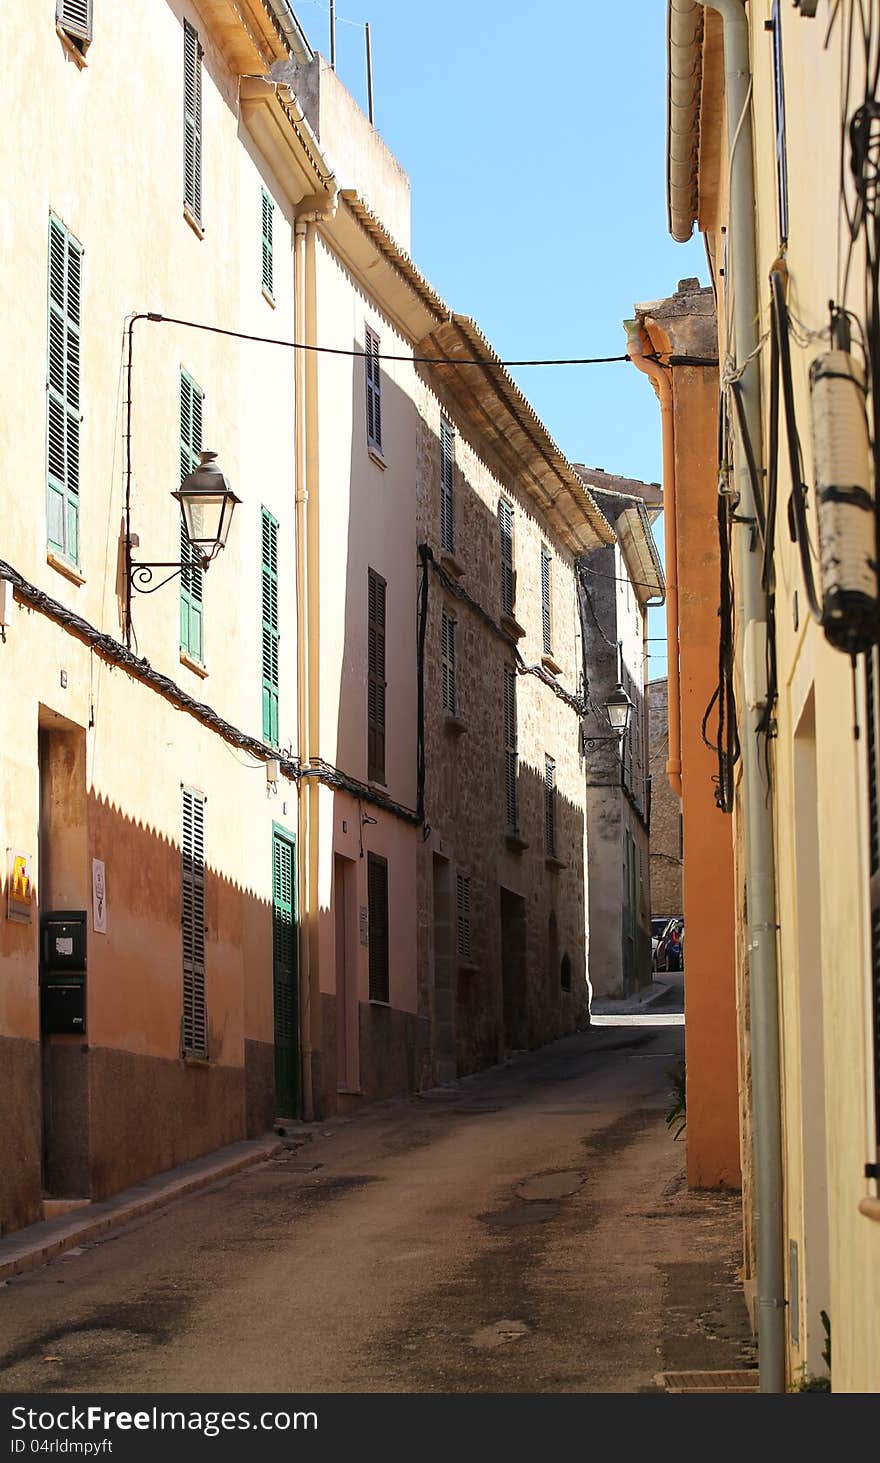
[6, 848, 33, 923]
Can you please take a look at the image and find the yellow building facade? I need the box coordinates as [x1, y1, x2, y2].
[665, 0, 880, 1392]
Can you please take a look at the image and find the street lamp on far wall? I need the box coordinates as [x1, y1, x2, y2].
[604, 681, 633, 737]
[582, 682, 634, 754]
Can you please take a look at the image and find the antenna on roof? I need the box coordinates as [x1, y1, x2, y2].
[365, 22, 374, 124]
[330, 0, 336, 69]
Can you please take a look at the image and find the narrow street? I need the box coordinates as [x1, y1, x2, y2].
[0, 992, 754, 1395]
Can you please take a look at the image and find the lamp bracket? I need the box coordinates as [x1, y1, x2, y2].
[130, 561, 188, 595]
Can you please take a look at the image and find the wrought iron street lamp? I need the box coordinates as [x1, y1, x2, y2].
[582, 682, 634, 752]
[128, 450, 241, 597]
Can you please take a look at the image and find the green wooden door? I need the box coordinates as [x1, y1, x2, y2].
[272, 830, 298, 1119]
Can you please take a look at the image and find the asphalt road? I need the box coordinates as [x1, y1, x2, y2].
[0, 997, 754, 1394]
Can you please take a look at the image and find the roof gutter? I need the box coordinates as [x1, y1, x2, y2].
[667, 0, 704, 242]
[261, 0, 314, 62]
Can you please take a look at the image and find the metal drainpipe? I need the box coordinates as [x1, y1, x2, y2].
[624, 325, 683, 799]
[694, 0, 786, 1393]
[293, 187, 337, 1123]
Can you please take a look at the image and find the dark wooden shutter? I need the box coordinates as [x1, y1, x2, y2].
[440, 420, 455, 552]
[367, 853, 389, 1002]
[181, 788, 207, 1056]
[544, 755, 556, 856]
[46, 216, 82, 564]
[499, 499, 514, 616]
[456, 874, 471, 962]
[261, 509, 280, 743]
[541, 546, 553, 654]
[368, 569, 386, 782]
[183, 20, 203, 224]
[261, 189, 274, 298]
[504, 664, 518, 830]
[365, 327, 382, 450]
[866, 651, 880, 1157]
[441, 612, 456, 714]
[179, 371, 204, 661]
[770, 0, 789, 243]
[56, 0, 92, 44]
[272, 830, 298, 1116]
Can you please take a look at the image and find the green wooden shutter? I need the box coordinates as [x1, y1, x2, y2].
[261, 189, 274, 298]
[261, 508, 280, 743]
[46, 215, 82, 564]
[367, 853, 389, 1002]
[179, 371, 204, 661]
[456, 873, 472, 962]
[181, 787, 207, 1056]
[272, 830, 298, 1117]
[544, 755, 556, 856]
[183, 20, 203, 223]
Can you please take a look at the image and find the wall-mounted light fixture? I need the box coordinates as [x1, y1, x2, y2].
[128, 451, 241, 601]
[582, 682, 633, 752]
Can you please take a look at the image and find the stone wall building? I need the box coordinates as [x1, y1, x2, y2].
[647, 677, 683, 917]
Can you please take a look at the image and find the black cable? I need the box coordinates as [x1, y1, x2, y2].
[770, 268, 823, 621]
[416, 544, 430, 826]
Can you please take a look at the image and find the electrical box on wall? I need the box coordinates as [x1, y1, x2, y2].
[0, 577, 13, 627]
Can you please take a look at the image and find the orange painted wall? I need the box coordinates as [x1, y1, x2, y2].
[670, 361, 741, 1189]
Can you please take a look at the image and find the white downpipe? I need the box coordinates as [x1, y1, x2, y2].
[695, 0, 786, 1393]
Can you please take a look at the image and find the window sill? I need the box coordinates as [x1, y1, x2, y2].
[368, 776, 387, 792]
[56, 24, 89, 68]
[458, 961, 479, 975]
[500, 611, 526, 641]
[182, 1052, 210, 1068]
[47, 552, 86, 586]
[180, 650, 209, 678]
[439, 550, 465, 580]
[541, 653, 563, 677]
[337, 1085, 364, 1095]
[367, 443, 387, 471]
[505, 832, 529, 853]
[183, 204, 205, 240]
[545, 856, 567, 872]
[858, 1196, 880, 1223]
[368, 998, 391, 1008]
[443, 714, 467, 736]
[261, 286, 276, 309]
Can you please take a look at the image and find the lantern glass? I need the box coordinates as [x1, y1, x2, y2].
[605, 682, 633, 735]
[173, 451, 240, 564]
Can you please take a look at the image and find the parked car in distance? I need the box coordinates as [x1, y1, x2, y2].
[651, 917, 667, 964]
[654, 917, 684, 973]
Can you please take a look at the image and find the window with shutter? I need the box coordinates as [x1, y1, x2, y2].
[541, 546, 553, 655]
[183, 20, 203, 225]
[504, 664, 518, 831]
[440, 420, 455, 553]
[46, 215, 83, 566]
[499, 498, 515, 616]
[365, 326, 382, 453]
[261, 508, 280, 743]
[456, 874, 472, 962]
[181, 787, 207, 1057]
[179, 371, 204, 662]
[441, 612, 456, 715]
[56, 0, 92, 50]
[367, 853, 389, 1003]
[865, 652, 880, 1167]
[368, 569, 386, 783]
[261, 189, 274, 299]
[544, 755, 556, 857]
[770, 0, 789, 244]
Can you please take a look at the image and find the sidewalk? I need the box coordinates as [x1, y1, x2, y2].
[590, 977, 673, 1016]
[0, 1133, 294, 1283]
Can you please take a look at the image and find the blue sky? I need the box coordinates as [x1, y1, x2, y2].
[294, 0, 705, 675]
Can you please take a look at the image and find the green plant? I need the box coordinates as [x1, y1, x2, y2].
[665, 1058, 686, 1140]
[789, 1373, 831, 1393]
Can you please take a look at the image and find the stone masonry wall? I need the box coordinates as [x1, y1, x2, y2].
[415, 377, 590, 1080]
[648, 677, 683, 916]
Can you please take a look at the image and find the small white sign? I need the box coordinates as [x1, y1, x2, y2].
[92, 858, 107, 934]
